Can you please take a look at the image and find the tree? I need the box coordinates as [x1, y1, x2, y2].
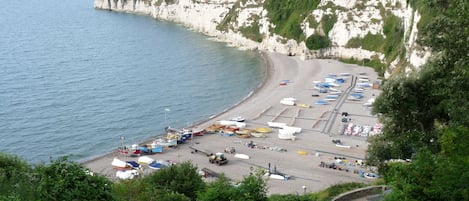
[232, 170, 268, 201]
[35, 157, 114, 201]
[383, 127, 469, 200]
[0, 153, 36, 200]
[368, 0, 469, 165]
[197, 174, 236, 201]
[143, 161, 205, 201]
[368, 0, 469, 199]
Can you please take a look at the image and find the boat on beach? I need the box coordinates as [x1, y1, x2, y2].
[268, 122, 287, 128]
[278, 131, 296, 141]
[250, 132, 266, 138]
[111, 158, 132, 170]
[254, 127, 272, 133]
[117, 137, 142, 157]
[137, 144, 163, 154]
[154, 138, 177, 147]
[230, 116, 245, 122]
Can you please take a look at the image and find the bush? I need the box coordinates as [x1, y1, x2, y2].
[306, 34, 329, 50]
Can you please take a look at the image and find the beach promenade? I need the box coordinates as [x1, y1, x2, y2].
[83, 51, 382, 195]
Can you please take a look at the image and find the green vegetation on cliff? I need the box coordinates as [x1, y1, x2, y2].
[264, 0, 320, 41]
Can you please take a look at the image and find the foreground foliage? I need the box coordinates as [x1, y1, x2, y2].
[0, 152, 378, 200]
[0, 155, 114, 201]
[368, 0, 469, 200]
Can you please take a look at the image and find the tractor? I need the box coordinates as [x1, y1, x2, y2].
[209, 152, 228, 166]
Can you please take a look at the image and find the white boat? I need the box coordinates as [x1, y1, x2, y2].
[269, 174, 286, 180]
[278, 132, 296, 141]
[234, 153, 250, 159]
[324, 98, 337, 101]
[268, 122, 286, 128]
[329, 87, 341, 92]
[280, 99, 296, 106]
[218, 120, 238, 126]
[112, 158, 131, 169]
[282, 126, 302, 134]
[282, 97, 297, 102]
[278, 128, 294, 135]
[137, 156, 155, 164]
[336, 144, 351, 149]
[356, 83, 372, 87]
[325, 77, 336, 83]
[116, 169, 139, 180]
[358, 78, 369, 82]
[230, 116, 245, 122]
[250, 132, 266, 138]
[339, 72, 351, 76]
[364, 172, 379, 179]
[264, 172, 290, 180]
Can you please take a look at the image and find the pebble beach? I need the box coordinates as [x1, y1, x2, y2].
[83, 51, 382, 195]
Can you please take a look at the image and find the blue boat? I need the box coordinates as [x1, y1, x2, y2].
[315, 100, 329, 105]
[148, 162, 163, 170]
[349, 93, 364, 99]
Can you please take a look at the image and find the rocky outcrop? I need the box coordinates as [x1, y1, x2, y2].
[94, 0, 430, 77]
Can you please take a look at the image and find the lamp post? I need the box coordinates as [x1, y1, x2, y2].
[164, 108, 170, 126]
[302, 186, 307, 195]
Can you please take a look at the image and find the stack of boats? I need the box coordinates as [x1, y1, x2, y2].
[313, 74, 349, 105]
[267, 122, 302, 141]
[112, 158, 142, 180]
[202, 117, 247, 137]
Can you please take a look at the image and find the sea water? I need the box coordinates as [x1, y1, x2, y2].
[0, 0, 264, 163]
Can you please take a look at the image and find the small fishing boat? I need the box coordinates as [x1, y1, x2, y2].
[112, 158, 132, 170]
[230, 116, 246, 122]
[268, 122, 286, 128]
[255, 127, 272, 133]
[364, 172, 379, 179]
[117, 137, 142, 156]
[154, 138, 177, 147]
[315, 100, 329, 105]
[250, 132, 266, 138]
[282, 126, 302, 134]
[234, 153, 250, 159]
[278, 132, 296, 141]
[137, 156, 155, 164]
[296, 150, 308, 155]
[148, 162, 164, 170]
[116, 169, 139, 180]
[297, 103, 311, 108]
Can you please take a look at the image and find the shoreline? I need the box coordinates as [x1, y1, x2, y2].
[83, 51, 382, 195]
[80, 50, 271, 165]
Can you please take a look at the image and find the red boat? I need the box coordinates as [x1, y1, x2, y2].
[118, 137, 141, 157]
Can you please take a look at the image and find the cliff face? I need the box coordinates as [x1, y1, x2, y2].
[94, 0, 430, 77]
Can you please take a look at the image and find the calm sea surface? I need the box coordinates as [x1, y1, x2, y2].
[0, 0, 264, 163]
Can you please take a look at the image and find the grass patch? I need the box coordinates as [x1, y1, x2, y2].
[339, 56, 386, 77]
[216, 2, 241, 32]
[321, 14, 337, 35]
[239, 21, 263, 42]
[345, 11, 404, 65]
[307, 15, 319, 29]
[264, 0, 321, 41]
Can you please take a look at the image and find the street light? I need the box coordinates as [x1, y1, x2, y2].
[164, 108, 170, 125]
[302, 186, 307, 194]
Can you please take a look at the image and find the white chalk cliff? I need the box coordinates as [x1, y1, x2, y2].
[94, 0, 431, 77]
